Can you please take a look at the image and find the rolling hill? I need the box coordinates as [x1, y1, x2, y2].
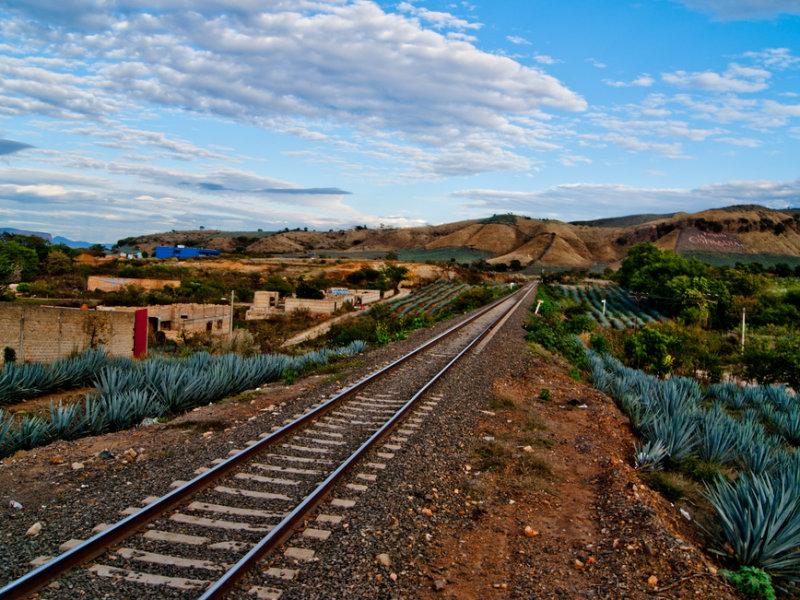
[118, 205, 800, 269]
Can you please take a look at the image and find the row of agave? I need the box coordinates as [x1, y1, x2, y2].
[0, 340, 367, 459]
[587, 348, 800, 583]
[426, 284, 469, 316]
[388, 281, 456, 314]
[399, 283, 467, 317]
[0, 349, 109, 407]
[559, 285, 663, 330]
[384, 280, 451, 309]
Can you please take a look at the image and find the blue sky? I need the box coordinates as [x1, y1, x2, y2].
[1, 0, 799, 243]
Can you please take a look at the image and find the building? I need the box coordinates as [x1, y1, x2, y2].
[284, 289, 382, 315]
[98, 303, 230, 340]
[0, 305, 146, 364]
[245, 291, 281, 320]
[115, 245, 142, 259]
[154, 246, 221, 259]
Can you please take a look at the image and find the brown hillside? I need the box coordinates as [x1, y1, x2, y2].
[121, 206, 800, 268]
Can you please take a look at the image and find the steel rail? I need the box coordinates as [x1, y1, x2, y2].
[198, 284, 532, 599]
[0, 285, 525, 600]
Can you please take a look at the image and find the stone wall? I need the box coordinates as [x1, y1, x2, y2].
[0, 305, 136, 364]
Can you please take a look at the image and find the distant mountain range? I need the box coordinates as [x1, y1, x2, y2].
[0, 228, 98, 249]
[121, 204, 800, 269]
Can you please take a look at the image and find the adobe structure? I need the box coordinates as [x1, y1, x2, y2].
[245, 291, 281, 320]
[98, 303, 231, 340]
[0, 305, 144, 364]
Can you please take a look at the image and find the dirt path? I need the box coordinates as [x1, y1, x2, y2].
[412, 358, 736, 599]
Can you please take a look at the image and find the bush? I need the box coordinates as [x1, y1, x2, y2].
[721, 566, 775, 600]
[589, 333, 610, 354]
[296, 281, 324, 299]
[3, 347, 16, 364]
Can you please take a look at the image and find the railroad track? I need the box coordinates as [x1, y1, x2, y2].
[0, 283, 536, 600]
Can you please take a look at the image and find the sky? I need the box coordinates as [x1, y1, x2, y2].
[1, 0, 800, 243]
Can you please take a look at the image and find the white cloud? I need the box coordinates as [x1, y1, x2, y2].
[558, 154, 592, 167]
[398, 2, 482, 30]
[662, 63, 771, 93]
[741, 48, 800, 69]
[0, 183, 100, 203]
[586, 58, 607, 69]
[533, 54, 559, 65]
[506, 35, 531, 45]
[0, 1, 585, 180]
[763, 100, 800, 119]
[605, 74, 655, 88]
[675, 0, 800, 20]
[714, 136, 762, 147]
[452, 177, 800, 221]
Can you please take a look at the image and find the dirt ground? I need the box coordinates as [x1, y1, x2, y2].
[1, 353, 741, 599]
[410, 356, 738, 600]
[0, 379, 311, 511]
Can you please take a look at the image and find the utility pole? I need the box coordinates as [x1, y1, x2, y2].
[741, 307, 746, 353]
[229, 290, 235, 338]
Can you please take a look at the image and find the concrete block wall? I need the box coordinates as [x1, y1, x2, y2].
[284, 296, 351, 315]
[0, 305, 135, 364]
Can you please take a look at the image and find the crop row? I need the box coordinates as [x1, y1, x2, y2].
[587, 349, 800, 582]
[398, 283, 468, 317]
[0, 341, 367, 459]
[558, 284, 664, 330]
[0, 349, 109, 407]
[384, 280, 452, 309]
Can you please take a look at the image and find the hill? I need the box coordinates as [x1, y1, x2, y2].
[118, 206, 800, 269]
[1, 228, 98, 249]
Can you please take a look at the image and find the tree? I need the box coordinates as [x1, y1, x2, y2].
[772, 262, 792, 278]
[87, 244, 108, 257]
[741, 335, 800, 390]
[623, 325, 677, 377]
[44, 250, 72, 275]
[296, 281, 324, 299]
[345, 270, 366, 286]
[380, 262, 408, 293]
[0, 239, 39, 291]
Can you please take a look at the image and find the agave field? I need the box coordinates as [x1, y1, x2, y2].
[588, 349, 800, 583]
[384, 280, 471, 318]
[0, 341, 366, 459]
[0, 349, 108, 407]
[557, 284, 665, 329]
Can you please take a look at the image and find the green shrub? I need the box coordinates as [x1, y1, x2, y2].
[3, 347, 15, 364]
[720, 566, 775, 600]
[643, 471, 685, 502]
[589, 333, 610, 354]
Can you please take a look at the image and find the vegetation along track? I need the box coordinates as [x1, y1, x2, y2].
[0, 283, 536, 600]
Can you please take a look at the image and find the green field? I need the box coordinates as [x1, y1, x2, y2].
[396, 246, 493, 263]
[680, 251, 800, 268]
